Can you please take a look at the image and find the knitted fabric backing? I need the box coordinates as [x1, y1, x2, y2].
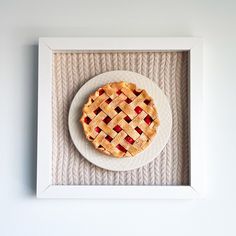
[52, 51, 189, 185]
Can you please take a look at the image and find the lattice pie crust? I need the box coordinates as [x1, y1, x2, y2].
[80, 81, 160, 157]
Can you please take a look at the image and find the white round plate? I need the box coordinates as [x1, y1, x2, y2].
[68, 71, 172, 171]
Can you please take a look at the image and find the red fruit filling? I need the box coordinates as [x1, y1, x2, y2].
[84, 116, 91, 124]
[133, 90, 141, 96]
[94, 107, 102, 115]
[115, 107, 122, 113]
[103, 116, 111, 124]
[99, 89, 105, 95]
[116, 144, 126, 153]
[113, 125, 122, 133]
[134, 106, 143, 114]
[125, 98, 132, 104]
[95, 127, 101, 133]
[116, 89, 122, 95]
[124, 116, 131, 123]
[106, 98, 112, 104]
[144, 115, 153, 125]
[144, 99, 151, 105]
[135, 127, 143, 134]
[105, 135, 113, 142]
[125, 135, 135, 144]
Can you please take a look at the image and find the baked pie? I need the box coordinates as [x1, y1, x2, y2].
[80, 81, 160, 158]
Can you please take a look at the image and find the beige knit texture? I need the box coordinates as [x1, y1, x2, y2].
[52, 51, 189, 185]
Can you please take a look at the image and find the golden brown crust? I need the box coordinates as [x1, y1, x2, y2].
[80, 81, 160, 158]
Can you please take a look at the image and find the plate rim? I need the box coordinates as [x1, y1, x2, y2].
[68, 70, 172, 171]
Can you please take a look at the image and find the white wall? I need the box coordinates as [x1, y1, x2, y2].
[1, 0, 236, 235]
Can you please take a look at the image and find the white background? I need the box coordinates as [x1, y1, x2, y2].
[1, 0, 236, 235]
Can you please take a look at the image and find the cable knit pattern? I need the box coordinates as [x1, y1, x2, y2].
[54, 54, 64, 184]
[175, 53, 184, 184]
[164, 53, 173, 185]
[181, 53, 190, 185]
[52, 51, 190, 185]
[52, 54, 59, 184]
[169, 53, 178, 185]
[66, 53, 75, 185]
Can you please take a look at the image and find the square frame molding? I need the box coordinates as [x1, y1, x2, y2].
[37, 37, 204, 199]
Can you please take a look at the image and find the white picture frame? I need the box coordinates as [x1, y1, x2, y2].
[37, 37, 204, 199]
